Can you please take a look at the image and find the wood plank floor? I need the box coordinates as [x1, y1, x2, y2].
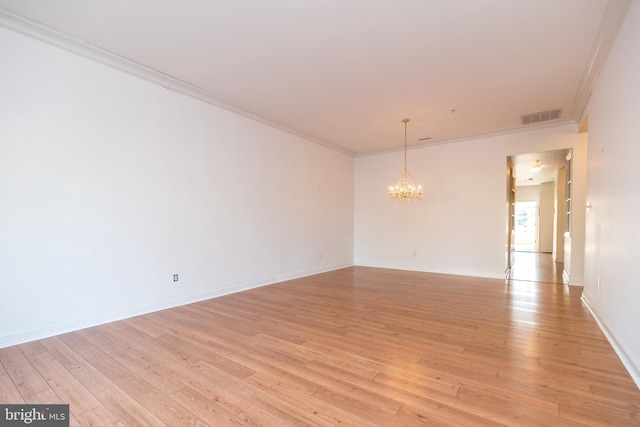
[1, 266, 639, 426]
[508, 251, 565, 284]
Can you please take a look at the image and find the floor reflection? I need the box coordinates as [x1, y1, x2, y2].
[508, 251, 565, 284]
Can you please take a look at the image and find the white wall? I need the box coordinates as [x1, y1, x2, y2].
[538, 181, 554, 253]
[583, 1, 640, 386]
[0, 27, 354, 348]
[355, 124, 585, 279]
[515, 185, 540, 202]
[553, 167, 566, 262]
[562, 137, 588, 286]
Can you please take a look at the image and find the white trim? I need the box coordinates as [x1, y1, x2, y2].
[356, 119, 578, 158]
[355, 264, 505, 280]
[0, 263, 352, 349]
[570, 0, 632, 120]
[581, 295, 640, 389]
[0, 8, 354, 157]
[2, 2, 629, 159]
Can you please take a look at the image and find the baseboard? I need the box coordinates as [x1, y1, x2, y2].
[356, 263, 505, 280]
[0, 263, 352, 349]
[440, 269, 505, 280]
[581, 295, 640, 389]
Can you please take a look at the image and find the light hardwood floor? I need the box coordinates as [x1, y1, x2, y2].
[1, 267, 639, 426]
[508, 251, 565, 284]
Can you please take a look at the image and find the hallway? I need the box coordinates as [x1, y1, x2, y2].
[508, 251, 565, 284]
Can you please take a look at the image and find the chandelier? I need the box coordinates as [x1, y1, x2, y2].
[388, 118, 423, 202]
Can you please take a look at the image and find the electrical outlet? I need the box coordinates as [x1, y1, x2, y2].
[173, 274, 179, 282]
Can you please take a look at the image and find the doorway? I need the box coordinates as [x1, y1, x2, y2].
[507, 149, 570, 283]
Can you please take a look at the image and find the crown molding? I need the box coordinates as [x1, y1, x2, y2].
[2, 2, 625, 159]
[0, 8, 355, 157]
[0, 8, 173, 87]
[570, 0, 632, 121]
[356, 118, 578, 158]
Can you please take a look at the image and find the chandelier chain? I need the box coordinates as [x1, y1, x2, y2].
[403, 118, 409, 170]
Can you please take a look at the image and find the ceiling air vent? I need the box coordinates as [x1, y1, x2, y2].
[521, 109, 562, 125]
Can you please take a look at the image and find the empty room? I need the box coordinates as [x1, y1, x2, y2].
[1, 1, 639, 425]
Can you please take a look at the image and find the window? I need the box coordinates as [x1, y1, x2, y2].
[515, 201, 537, 252]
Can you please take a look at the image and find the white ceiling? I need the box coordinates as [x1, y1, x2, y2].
[510, 149, 570, 187]
[0, 0, 630, 156]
